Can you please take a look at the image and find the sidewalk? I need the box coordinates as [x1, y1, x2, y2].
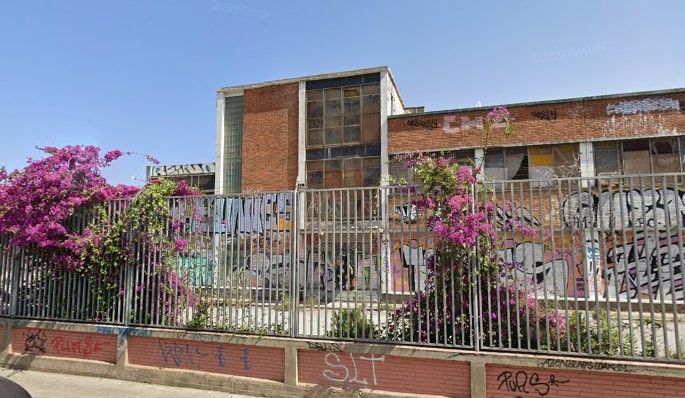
[0, 368, 252, 398]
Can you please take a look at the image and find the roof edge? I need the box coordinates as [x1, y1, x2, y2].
[219, 66, 387, 92]
[388, 87, 685, 119]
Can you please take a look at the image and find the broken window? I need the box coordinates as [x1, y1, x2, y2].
[529, 144, 579, 178]
[622, 139, 651, 175]
[651, 137, 680, 173]
[485, 148, 529, 180]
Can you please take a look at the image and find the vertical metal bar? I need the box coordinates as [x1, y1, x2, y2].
[668, 174, 683, 360]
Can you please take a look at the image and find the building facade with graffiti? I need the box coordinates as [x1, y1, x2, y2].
[151, 67, 685, 308]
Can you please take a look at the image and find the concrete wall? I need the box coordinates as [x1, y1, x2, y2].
[388, 90, 685, 154]
[1, 319, 685, 397]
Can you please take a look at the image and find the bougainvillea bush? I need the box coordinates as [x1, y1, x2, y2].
[0, 145, 198, 322]
[383, 110, 565, 349]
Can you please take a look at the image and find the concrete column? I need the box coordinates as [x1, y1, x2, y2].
[215, 91, 226, 195]
[474, 148, 485, 180]
[579, 141, 595, 178]
[470, 360, 486, 398]
[116, 330, 128, 369]
[284, 346, 298, 386]
[380, 71, 390, 187]
[297, 81, 306, 187]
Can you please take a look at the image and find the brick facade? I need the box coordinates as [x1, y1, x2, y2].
[389, 91, 685, 154]
[11, 327, 117, 363]
[486, 364, 685, 398]
[241, 83, 299, 193]
[298, 349, 471, 397]
[127, 336, 285, 382]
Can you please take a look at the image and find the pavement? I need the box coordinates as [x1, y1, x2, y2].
[0, 368, 253, 398]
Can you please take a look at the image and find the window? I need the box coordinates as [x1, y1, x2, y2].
[307, 157, 381, 188]
[594, 142, 623, 175]
[390, 150, 474, 190]
[223, 95, 243, 193]
[307, 83, 378, 149]
[305, 73, 382, 188]
[485, 147, 529, 180]
[651, 137, 680, 173]
[622, 139, 651, 175]
[529, 144, 580, 178]
[485, 144, 579, 181]
[593, 138, 683, 175]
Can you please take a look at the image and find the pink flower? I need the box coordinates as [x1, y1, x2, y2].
[456, 165, 476, 184]
[486, 106, 511, 123]
[174, 238, 188, 252]
[103, 149, 123, 164]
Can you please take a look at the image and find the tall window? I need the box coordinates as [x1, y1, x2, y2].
[223, 95, 243, 193]
[305, 73, 381, 188]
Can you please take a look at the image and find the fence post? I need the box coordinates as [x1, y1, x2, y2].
[123, 225, 134, 326]
[10, 247, 22, 318]
[290, 189, 301, 338]
[470, 182, 481, 352]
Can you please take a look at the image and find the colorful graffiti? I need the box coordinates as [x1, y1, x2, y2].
[213, 193, 292, 235]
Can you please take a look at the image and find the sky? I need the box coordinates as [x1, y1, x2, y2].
[1, 0, 684, 185]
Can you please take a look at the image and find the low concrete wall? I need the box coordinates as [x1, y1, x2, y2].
[1, 319, 684, 397]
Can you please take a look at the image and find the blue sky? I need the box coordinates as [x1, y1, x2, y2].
[1, 1, 683, 184]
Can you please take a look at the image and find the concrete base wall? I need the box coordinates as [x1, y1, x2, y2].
[1, 319, 685, 397]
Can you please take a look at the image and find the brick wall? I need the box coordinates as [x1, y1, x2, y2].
[298, 350, 471, 397]
[11, 327, 117, 363]
[389, 91, 685, 153]
[487, 364, 685, 398]
[241, 83, 299, 193]
[127, 336, 285, 382]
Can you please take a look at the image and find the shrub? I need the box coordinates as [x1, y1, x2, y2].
[328, 308, 377, 339]
[544, 311, 632, 356]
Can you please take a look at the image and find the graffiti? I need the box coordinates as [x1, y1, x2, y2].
[601, 113, 677, 137]
[149, 163, 214, 177]
[399, 239, 434, 292]
[50, 336, 106, 358]
[395, 203, 417, 224]
[443, 115, 509, 133]
[241, 347, 251, 370]
[244, 251, 292, 288]
[498, 240, 571, 295]
[606, 98, 681, 116]
[605, 231, 684, 300]
[497, 370, 569, 397]
[537, 358, 631, 372]
[158, 340, 208, 368]
[322, 352, 385, 387]
[216, 193, 292, 235]
[562, 188, 685, 229]
[406, 118, 439, 129]
[24, 330, 47, 354]
[307, 342, 343, 352]
[302, 249, 378, 292]
[216, 345, 226, 367]
[531, 109, 557, 120]
[495, 205, 542, 230]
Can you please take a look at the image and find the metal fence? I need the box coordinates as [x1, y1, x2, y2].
[1, 173, 684, 362]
